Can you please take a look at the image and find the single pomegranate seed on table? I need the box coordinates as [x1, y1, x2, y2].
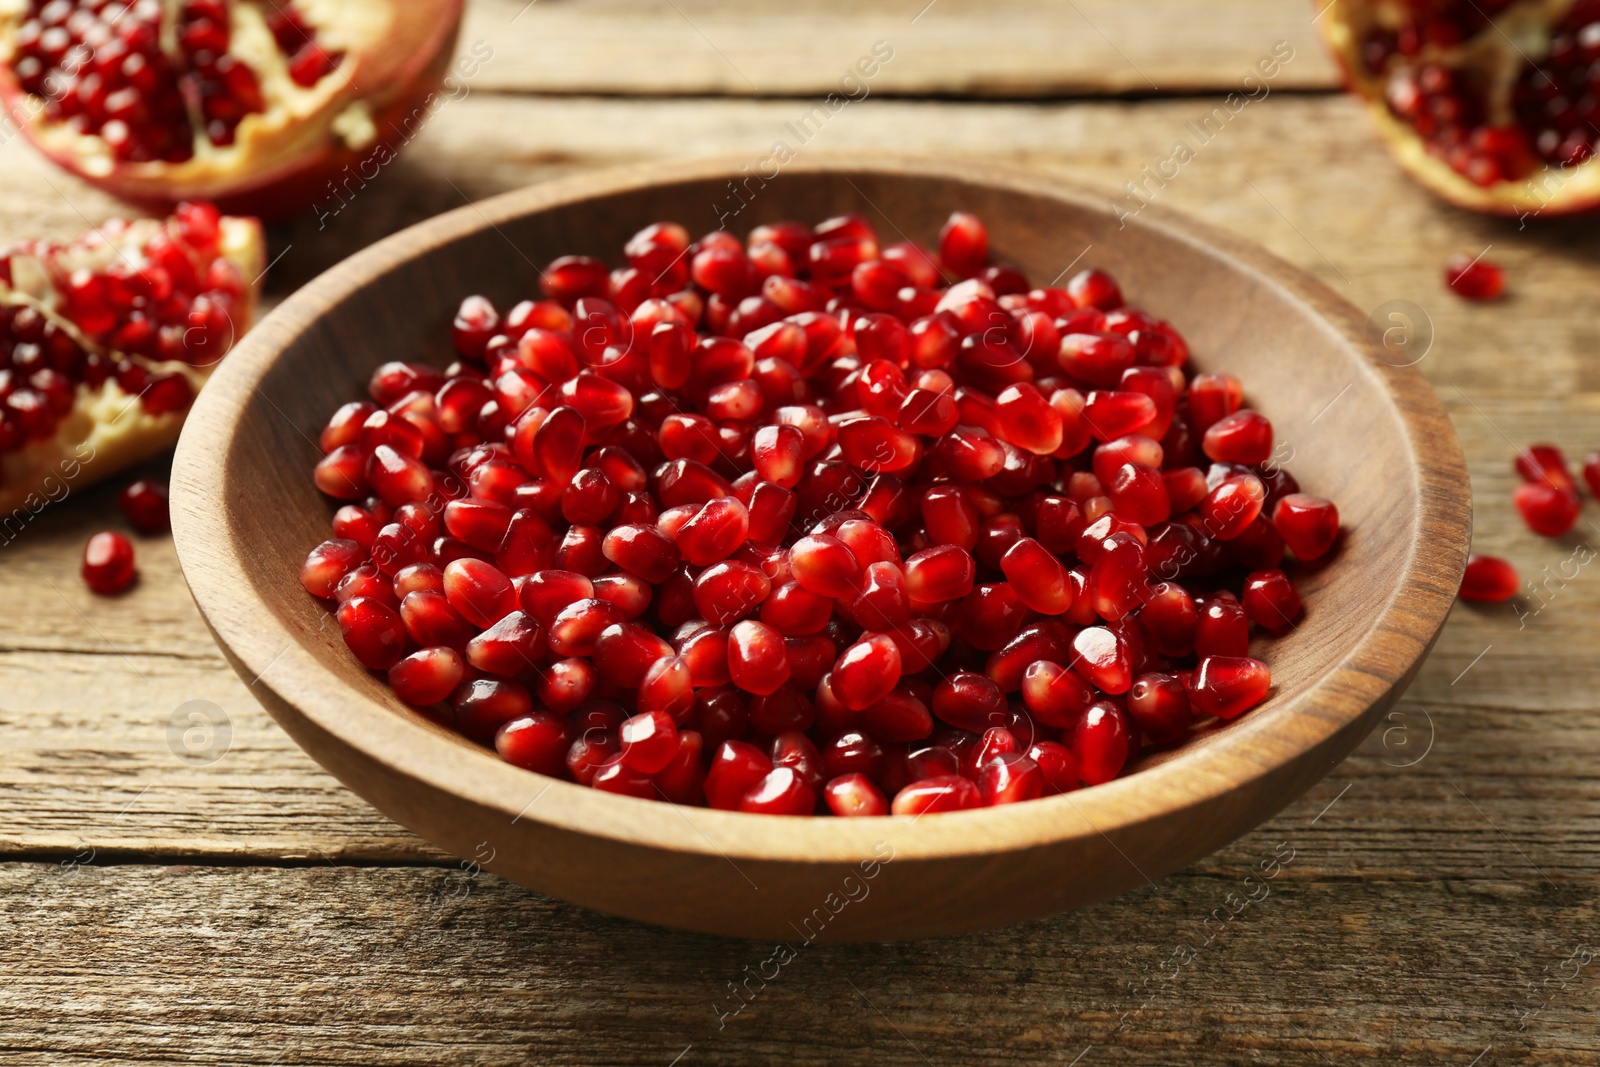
[1459, 554, 1520, 602]
[298, 210, 1338, 814]
[118, 479, 172, 533]
[83, 531, 137, 594]
[1513, 482, 1580, 537]
[1444, 254, 1504, 301]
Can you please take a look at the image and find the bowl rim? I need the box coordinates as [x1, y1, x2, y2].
[173, 153, 1471, 866]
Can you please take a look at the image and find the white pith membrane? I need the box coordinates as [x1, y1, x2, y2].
[0, 215, 262, 513]
[0, 0, 398, 198]
[1322, 0, 1600, 213]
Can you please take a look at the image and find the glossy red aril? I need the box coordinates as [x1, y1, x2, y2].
[978, 753, 1043, 806]
[824, 773, 889, 817]
[1459, 554, 1519, 602]
[1241, 569, 1303, 632]
[1189, 656, 1271, 719]
[302, 211, 1335, 815]
[388, 647, 465, 707]
[1514, 482, 1581, 537]
[1445, 255, 1505, 300]
[890, 775, 981, 816]
[1126, 672, 1191, 746]
[1074, 701, 1130, 786]
[118, 480, 172, 533]
[1202, 411, 1273, 465]
[82, 531, 137, 594]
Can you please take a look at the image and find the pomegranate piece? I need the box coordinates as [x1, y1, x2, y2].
[1316, 0, 1600, 215]
[82, 530, 137, 594]
[0, 207, 263, 515]
[1444, 255, 1505, 301]
[300, 210, 1339, 815]
[0, 0, 466, 217]
[1459, 553, 1520, 603]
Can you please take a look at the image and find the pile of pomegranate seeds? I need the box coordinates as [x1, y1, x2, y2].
[301, 211, 1342, 817]
[10, 0, 343, 161]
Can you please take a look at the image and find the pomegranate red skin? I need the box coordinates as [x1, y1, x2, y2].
[0, 1, 467, 219]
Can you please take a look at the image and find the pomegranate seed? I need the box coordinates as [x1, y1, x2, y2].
[1460, 553, 1519, 602]
[705, 740, 772, 810]
[1196, 596, 1251, 658]
[1514, 444, 1576, 493]
[728, 620, 790, 695]
[117, 479, 171, 533]
[1189, 656, 1271, 719]
[1067, 268, 1123, 311]
[694, 561, 772, 626]
[1028, 741, 1079, 795]
[1198, 473, 1266, 541]
[453, 678, 536, 742]
[495, 712, 569, 776]
[824, 773, 889, 817]
[443, 558, 515, 628]
[1202, 411, 1273, 465]
[979, 752, 1043, 806]
[931, 671, 1007, 732]
[738, 766, 816, 815]
[1070, 626, 1132, 695]
[466, 611, 546, 676]
[336, 596, 407, 670]
[1271, 494, 1340, 560]
[1241, 569, 1303, 632]
[1074, 701, 1130, 785]
[602, 523, 682, 583]
[1020, 659, 1093, 727]
[82, 530, 137, 594]
[618, 710, 681, 773]
[675, 496, 750, 566]
[1513, 482, 1580, 537]
[938, 212, 988, 277]
[1126, 671, 1191, 746]
[891, 775, 981, 815]
[1584, 452, 1600, 499]
[1444, 254, 1504, 301]
[593, 623, 674, 688]
[389, 647, 465, 706]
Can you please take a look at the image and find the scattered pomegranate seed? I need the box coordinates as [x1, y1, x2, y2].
[1444, 254, 1504, 301]
[1459, 554, 1520, 603]
[1513, 482, 1580, 537]
[118, 479, 172, 533]
[300, 211, 1338, 815]
[82, 531, 136, 594]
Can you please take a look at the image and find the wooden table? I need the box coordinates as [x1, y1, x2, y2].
[3, 2, 1597, 1063]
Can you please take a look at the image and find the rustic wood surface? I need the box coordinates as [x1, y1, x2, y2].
[1, 0, 1597, 1062]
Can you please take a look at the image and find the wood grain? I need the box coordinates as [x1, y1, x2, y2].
[0, 24, 1595, 1061]
[457, 0, 1340, 98]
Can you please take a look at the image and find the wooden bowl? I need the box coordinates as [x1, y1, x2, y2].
[172, 156, 1470, 941]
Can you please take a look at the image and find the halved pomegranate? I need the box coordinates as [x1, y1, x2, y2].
[0, 0, 464, 218]
[0, 202, 263, 513]
[1319, 0, 1600, 215]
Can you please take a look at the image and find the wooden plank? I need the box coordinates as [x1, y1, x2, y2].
[0, 93, 1596, 873]
[458, 0, 1340, 98]
[0, 860, 1594, 1065]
